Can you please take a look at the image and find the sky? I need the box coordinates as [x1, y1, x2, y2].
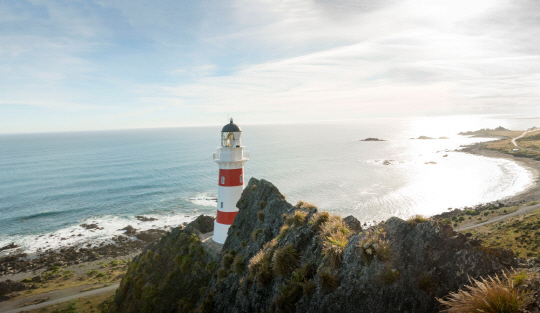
[1, 0, 540, 134]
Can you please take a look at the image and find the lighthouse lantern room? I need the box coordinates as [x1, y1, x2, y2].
[212, 118, 249, 244]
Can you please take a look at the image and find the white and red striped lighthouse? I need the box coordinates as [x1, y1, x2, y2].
[212, 118, 249, 244]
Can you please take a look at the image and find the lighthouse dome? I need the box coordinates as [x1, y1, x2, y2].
[222, 118, 241, 132]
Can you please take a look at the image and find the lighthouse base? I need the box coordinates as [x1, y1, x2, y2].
[212, 221, 230, 244]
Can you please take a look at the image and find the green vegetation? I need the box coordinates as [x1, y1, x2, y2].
[285, 210, 308, 226]
[320, 216, 351, 269]
[257, 210, 265, 222]
[379, 266, 400, 285]
[358, 227, 393, 264]
[319, 269, 339, 291]
[248, 240, 277, 287]
[252, 228, 263, 241]
[407, 214, 429, 225]
[461, 208, 540, 258]
[438, 272, 531, 313]
[272, 244, 300, 277]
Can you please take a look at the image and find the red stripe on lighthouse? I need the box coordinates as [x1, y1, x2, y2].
[218, 168, 244, 186]
[216, 210, 238, 225]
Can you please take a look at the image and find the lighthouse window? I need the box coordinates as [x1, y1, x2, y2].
[221, 202, 223, 208]
[240, 175, 243, 183]
[221, 176, 225, 184]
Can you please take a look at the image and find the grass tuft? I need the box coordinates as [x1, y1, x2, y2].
[311, 211, 330, 230]
[407, 214, 429, 225]
[257, 210, 265, 222]
[252, 228, 264, 241]
[285, 210, 308, 226]
[438, 272, 532, 313]
[233, 254, 245, 274]
[319, 269, 339, 291]
[272, 244, 300, 277]
[295, 200, 318, 211]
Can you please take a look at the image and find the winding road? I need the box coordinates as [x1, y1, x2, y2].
[512, 130, 540, 153]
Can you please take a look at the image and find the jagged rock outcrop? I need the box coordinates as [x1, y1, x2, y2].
[107, 178, 516, 313]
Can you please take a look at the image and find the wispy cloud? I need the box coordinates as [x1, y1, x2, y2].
[0, 0, 539, 133]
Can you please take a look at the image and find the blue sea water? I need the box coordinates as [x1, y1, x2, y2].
[0, 115, 538, 255]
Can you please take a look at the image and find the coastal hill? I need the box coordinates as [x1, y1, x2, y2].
[104, 178, 533, 313]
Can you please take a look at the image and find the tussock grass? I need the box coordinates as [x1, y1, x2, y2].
[438, 272, 531, 313]
[310, 211, 330, 230]
[295, 200, 318, 210]
[407, 214, 429, 225]
[248, 240, 277, 287]
[319, 215, 351, 269]
[252, 228, 263, 241]
[257, 210, 265, 222]
[285, 210, 308, 226]
[319, 269, 339, 291]
[233, 254, 245, 274]
[379, 266, 400, 285]
[272, 244, 300, 277]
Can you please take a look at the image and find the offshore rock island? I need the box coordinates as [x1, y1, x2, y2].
[104, 178, 538, 313]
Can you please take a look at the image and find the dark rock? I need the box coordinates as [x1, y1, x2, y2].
[110, 177, 518, 313]
[185, 215, 215, 234]
[80, 223, 104, 230]
[0, 243, 19, 252]
[135, 215, 158, 222]
[135, 229, 167, 243]
[343, 215, 362, 232]
[120, 225, 137, 236]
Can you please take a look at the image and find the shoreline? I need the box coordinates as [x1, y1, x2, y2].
[432, 140, 540, 227]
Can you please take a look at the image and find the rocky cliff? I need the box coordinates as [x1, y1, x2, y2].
[106, 178, 517, 313]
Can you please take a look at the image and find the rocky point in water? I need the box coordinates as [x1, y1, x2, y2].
[104, 178, 521, 313]
[360, 138, 385, 141]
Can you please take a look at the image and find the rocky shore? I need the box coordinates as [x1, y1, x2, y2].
[0, 224, 169, 278]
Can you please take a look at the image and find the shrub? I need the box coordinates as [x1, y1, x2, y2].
[418, 272, 433, 292]
[217, 268, 228, 278]
[252, 228, 264, 241]
[464, 210, 480, 216]
[285, 210, 308, 226]
[295, 200, 318, 210]
[303, 279, 316, 297]
[257, 210, 265, 222]
[407, 214, 429, 225]
[272, 244, 300, 277]
[311, 211, 330, 230]
[233, 255, 245, 274]
[274, 281, 303, 312]
[458, 216, 465, 222]
[512, 271, 528, 287]
[259, 200, 267, 209]
[248, 240, 277, 287]
[438, 272, 532, 313]
[322, 232, 349, 269]
[379, 266, 400, 285]
[222, 251, 235, 268]
[319, 269, 338, 291]
[358, 227, 392, 263]
[320, 215, 350, 239]
[276, 225, 290, 241]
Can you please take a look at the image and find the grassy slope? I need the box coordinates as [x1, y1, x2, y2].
[4, 260, 128, 304]
[483, 129, 540, 159]
[460, 206, 540, 259]
[22, 291, 114, 313]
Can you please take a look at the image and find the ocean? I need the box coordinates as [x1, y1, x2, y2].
[0, 115, 538, 255]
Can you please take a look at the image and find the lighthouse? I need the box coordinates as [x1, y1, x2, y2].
[212, 118, 249, 244]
